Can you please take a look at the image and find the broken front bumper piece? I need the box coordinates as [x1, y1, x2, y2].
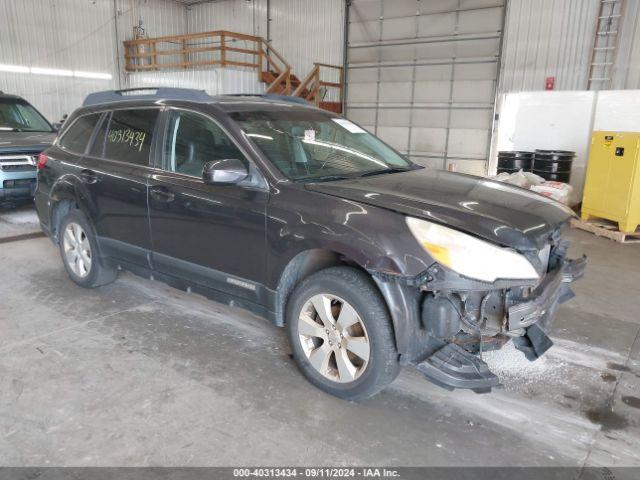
[510, 255, 586, 361]
[416, 255, 587, 393]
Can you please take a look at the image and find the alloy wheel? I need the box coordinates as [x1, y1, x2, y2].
[297, 293, 370, 383]
[63, 222, 92, 278]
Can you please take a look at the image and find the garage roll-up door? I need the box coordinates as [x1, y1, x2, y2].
[345, 0, 505, 176]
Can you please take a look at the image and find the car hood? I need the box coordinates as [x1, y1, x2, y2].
[305, 169, 574, 251]
[0, 131, 56, 154]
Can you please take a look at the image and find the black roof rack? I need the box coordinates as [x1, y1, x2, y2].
[83, 87, 213, 107]
[222, 93, 311, 105]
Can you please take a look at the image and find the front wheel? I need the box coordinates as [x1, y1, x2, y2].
[286, 266, 399, 400]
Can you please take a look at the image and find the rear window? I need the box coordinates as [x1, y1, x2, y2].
[58, 113, 102, 154]
[104, 109, 158, 166]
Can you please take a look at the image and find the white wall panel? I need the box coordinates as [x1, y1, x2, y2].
[187, 0, 267, 37]
[0, 0, 186, 122]
[127, 67, 264, 95]
[500, 0, 599, 92]
[117, 0, 187, 40]
[618, 0, 640, 89]
[0, 0, 119, 121]
[185, 0, 344, 100]
[269, 0, 345, 89]
[593, 90, 640, 131]
[500, 0, 640, 92]
[495, 91, 596, 195]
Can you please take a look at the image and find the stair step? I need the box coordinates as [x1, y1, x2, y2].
[416, 343, 501, 393]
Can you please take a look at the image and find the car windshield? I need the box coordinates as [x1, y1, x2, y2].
[0, 98, 53, 132]
[230, 109, 413, 181]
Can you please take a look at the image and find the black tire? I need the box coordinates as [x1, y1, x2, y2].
[58, 209, 117, 288]
[286, 266, 400, 400]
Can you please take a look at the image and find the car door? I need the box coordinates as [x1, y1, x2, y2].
[148, 108, 269, 304]
[79, 108, 160, 268]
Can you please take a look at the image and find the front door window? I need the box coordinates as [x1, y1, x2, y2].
[164, 110, 247, 177]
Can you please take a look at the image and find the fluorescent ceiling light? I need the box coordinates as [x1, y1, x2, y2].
[0, 64, 111, 80]
[31, 67, 73, 77]
[73, 70, 112, 80]
[0, 64, 30, 73]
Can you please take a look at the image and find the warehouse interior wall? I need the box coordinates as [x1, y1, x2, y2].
[499, 0, 640, 92]
[3, 0, 640, 159]
[0, 0, 187, 122]
[186, 0, 345, 94]
[0, 0, 345, 123]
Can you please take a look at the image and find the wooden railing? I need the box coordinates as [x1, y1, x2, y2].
[293, 62, 344, 110]
[123, 30, 292, 95]
[123, 30, 343, 111]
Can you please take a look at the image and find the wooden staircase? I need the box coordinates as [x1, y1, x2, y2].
[123, 30, 343, 113]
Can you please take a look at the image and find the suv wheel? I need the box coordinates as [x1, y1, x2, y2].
[58, 209, 117, 288]
[286, 266, 399, 400]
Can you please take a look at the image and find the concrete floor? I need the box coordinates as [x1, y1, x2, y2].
[1, 204, 639, 467]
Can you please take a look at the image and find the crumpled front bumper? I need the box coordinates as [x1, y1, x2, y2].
[509, 255, 587, 360]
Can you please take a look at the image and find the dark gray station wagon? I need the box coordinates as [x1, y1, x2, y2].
[35, 88, 585, 399]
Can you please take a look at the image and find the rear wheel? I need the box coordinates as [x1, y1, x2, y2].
[286, 266, 399, 400]
[58, 209, 117, 288]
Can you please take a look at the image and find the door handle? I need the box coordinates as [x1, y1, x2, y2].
[80, 169, 99, 184]
[149, 185, 175, 202]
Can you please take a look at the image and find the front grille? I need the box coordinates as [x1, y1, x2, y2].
[1, 164, 36, 172]
[0, 153, 38, 172]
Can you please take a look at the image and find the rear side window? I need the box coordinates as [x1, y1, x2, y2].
[58, 113, 102, 154]
[104, 109, 158, 166]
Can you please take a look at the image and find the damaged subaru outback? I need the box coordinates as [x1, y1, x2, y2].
[35, 88, 586, 400]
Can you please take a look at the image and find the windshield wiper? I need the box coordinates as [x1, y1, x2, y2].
[299, 174, 351, 183]
[0, 127, 22, 132]
[359, 167, 410, 177]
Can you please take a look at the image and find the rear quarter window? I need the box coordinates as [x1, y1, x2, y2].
[104, 109, 159, 166]
[58, 113, 102, 154]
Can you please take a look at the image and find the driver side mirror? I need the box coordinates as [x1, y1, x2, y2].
[202, 159, 248, 185]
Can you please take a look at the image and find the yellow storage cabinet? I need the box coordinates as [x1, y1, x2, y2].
[582, 131, 640, 233]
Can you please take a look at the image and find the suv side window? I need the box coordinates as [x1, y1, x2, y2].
[58, 113, 102, 154]
[104, 109, 159, 166]
[164, 110, 246, 177]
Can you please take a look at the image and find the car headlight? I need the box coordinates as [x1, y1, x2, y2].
[406, 217, 539, 282]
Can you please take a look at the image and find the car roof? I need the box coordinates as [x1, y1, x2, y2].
[81, 88, 319, 113]
[0, 92, 26, 101]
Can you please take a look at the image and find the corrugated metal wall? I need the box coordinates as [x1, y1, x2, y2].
[127, 67, 264, 94]
[0, 0, 118, 122]
[187, 0, 267, 37]
[499, 0, 640, 92]
[0, 0, 187, 122]
[499, 0, 600, 92]
[269, 0, 345, 82]
[618, 0, 640, 89]
[186, 0, 344, 95]
[118, 0, 187, 40]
